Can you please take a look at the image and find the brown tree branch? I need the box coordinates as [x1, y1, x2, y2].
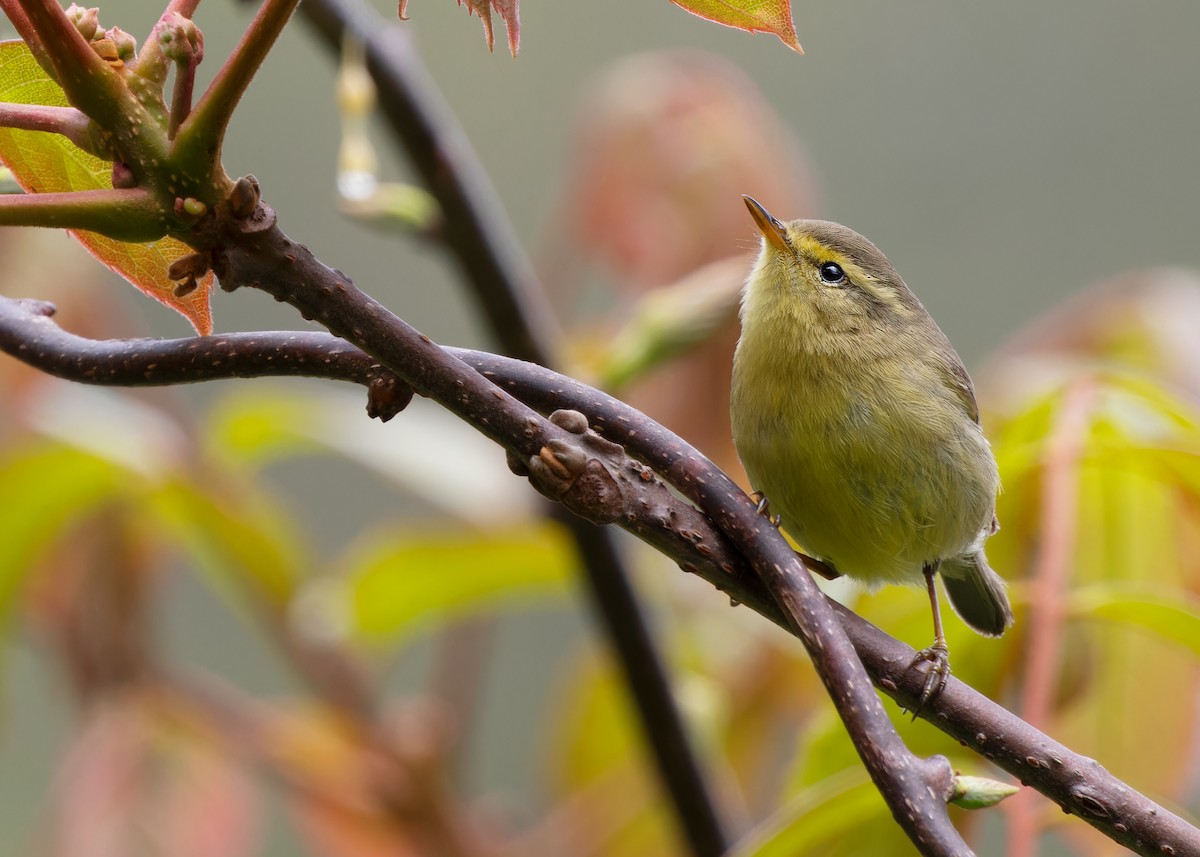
[1, 293, 1197, 856]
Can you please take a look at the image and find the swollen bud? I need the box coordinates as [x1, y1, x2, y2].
[157, 12, 204, 64]
[229, 175, 261, 220]
[108, 28, 137, 63]
[950, 775, 1019, 810]
[65, 5, 101, 41]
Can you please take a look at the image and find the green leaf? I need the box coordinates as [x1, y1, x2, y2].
[0, 41, 212, 333]
[147, 477, 305, 609]
[667, 0, 801, 53]
[544, 651, 675, 857]
[732, 769, 889, 857]
[0, 443, 122, 620]
[323, 521, 575, 643]
[1069, 584, 1200, 657]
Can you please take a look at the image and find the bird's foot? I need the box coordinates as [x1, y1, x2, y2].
[905, 639, 950, 718]
[750, 492, 781, 527]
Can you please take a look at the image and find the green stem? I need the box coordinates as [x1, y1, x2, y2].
[0, 102, 93, 152]
[15, 0, 129, 128]
[0, 0, 51, 78]
[0, 188, 164, 240]
[174, 0, 300, 166]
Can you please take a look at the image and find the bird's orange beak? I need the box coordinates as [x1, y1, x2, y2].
[743, 195, 789, 252]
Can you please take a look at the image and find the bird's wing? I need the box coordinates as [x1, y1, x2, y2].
[938, 353, 981, 425]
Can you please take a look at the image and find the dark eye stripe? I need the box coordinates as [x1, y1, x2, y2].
[818, 261, 847, 285]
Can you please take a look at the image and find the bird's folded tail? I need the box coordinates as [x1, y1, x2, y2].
[941, 551, 1013, 637]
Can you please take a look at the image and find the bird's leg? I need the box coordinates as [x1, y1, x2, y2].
[906, 563, 950, 716]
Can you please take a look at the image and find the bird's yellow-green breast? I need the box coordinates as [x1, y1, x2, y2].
[730, 203, 999, 587]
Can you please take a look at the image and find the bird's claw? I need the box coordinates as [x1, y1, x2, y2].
[751, 492, 782, 527]
[906, 640, 950, 718]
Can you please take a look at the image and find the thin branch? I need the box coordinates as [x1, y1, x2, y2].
[176, 0, 300, 166]
[0, 188, 163, 239]
[15, 0, 129, 128]
[291, 3, 729, 851]
[167, 31, 201, 140]
[0, 297, 1197, 855]
[296, 0, 560, 364]
[0, 102, 92, 150]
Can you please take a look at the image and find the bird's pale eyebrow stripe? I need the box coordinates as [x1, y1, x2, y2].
[791, 234, 905, 310]
[793, 235, 870, 282]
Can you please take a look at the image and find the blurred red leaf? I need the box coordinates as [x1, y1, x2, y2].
[48, 696, 261, 857]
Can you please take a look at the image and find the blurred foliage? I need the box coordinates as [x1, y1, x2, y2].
[1, 13, 1199, 857]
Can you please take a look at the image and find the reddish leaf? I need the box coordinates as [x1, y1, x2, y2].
[0, 41, 213, 334]
[48, 698, 261, 857]
[399, 0, 520, 56]
[668, 0, 801, 53]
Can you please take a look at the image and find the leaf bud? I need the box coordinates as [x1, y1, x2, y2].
[65, 5, 101, 41]
[157, 12, 204, 64]
[229, 175, 261, 219]
[108, 27, 138, 63]
[950, 775, 1019, 810]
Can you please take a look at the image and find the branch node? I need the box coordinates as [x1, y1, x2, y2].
[365, 373, 414, 422]
[229, 174, 261, 219]
[525, 428, 626, 525]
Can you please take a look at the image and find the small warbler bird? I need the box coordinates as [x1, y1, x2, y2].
[731, 196, 1012, 706]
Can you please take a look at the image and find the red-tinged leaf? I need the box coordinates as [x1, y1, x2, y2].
[158, 733, 262, 857]
[668, 0, 802, 53]
[0, 41, 213, 334]
[399, 0, 520, 56]
[49, 697, 262, 857]
[50, 701, 145, 857]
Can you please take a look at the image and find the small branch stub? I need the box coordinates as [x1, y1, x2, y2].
[229, 174, 261, 220]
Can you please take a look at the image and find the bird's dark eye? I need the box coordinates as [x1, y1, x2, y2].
[818, 261, 846, 284]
